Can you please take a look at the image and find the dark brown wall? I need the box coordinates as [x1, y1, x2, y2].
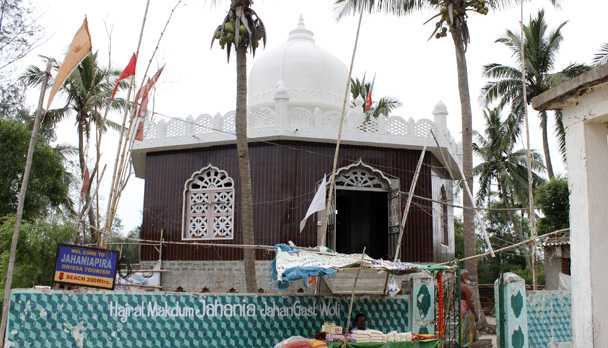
[141, 141, 434, 262]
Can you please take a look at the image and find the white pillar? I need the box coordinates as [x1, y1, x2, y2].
[274, 80, 289, 131]
[564, 109, 608, 347]
[432, 101, 448, 133]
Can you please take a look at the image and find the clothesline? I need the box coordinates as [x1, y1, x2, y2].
[115, 228, 568, 266]
[439, 228, 570, 266]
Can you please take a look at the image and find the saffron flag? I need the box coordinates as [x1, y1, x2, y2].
[135, 65, 164, 118]
[111, 53, 137, 98]
[81, 166, 90, 198]
[47, 17, 92, 109]
[299, 175, 327, 232]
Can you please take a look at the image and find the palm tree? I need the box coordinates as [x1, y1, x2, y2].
[593, 43, 608, 65]
[481, 10, 589, 178]
[211, 0, 266, 293]
[20, 53, 125, 240]
[335, 0, 509, 325]
[350, 76, 401, 119]
[473, 108, 545, 207]
[474, 107, 544, 278]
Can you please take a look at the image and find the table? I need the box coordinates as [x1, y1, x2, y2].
[327, 340, 440, 348]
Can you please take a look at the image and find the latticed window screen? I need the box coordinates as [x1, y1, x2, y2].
[183, 165, 234, 240]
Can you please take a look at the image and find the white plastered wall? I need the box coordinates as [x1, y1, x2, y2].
[431, 171, 455, 261]
[562, 84, 608, 347]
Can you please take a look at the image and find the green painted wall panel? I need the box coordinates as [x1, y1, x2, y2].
[6, 290, 410, 348]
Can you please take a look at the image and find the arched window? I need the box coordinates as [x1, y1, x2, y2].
[440, 186, 449, 245]
[182, 164, 234, 240]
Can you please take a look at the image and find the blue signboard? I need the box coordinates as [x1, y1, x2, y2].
[54, 244, 119, 289]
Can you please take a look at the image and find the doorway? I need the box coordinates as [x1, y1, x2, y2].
[335, 190, 389, 259]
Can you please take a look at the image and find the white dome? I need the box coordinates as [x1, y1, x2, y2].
[248, 16, 348, 109]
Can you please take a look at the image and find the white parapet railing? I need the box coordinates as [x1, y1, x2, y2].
[140, 103, 462, 167]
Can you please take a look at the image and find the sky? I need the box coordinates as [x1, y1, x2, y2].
[21, 0, 607, 232]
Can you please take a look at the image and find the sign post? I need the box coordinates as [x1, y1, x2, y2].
[54, 244, 119, 290]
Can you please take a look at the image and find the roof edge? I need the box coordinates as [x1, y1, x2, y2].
[532, 64, 608, 111]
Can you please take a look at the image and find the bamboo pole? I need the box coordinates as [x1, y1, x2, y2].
[382, 147, 426, 294]
[519, 0, 538, 290]
[103, 0, 151, 247]
[320, 10, 364, 247]
[0, 58, 52, 347]
[344, 247, 366, 334]
[430, 129, 495, 256]
[107, 0, 182, 246]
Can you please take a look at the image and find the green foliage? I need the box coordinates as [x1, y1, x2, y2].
[475, 203, 545, 285]
[0, 83, 25, 119]
[350, 76, 401, 119]
[0, 216, 75, 293]
[109, 226, 141, 265]
[335, 0, 511, 51]
[535, 177, 569, 235]
[211, 1, 267, 61]
[0, 118, 72, 220]
[454, 217, 464, 259]
[481, 10, 590, 163]
[20, 54, 125, 136]
[473, 107, 545, 206]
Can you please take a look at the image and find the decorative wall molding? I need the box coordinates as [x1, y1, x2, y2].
[332, 160, 392, 192]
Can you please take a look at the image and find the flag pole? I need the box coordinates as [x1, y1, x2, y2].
[106, 0, 180, 247]
[0, 58, 53, 347]
[519, 0, 537, 290]
[103, 0, 151, 248]
[320, 10, 364, 247]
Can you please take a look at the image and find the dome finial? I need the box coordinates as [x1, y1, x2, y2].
[298, 14, 305, 28]
[289, 15, 314, 43]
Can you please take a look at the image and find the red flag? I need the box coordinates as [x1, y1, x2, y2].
[134, 65, 165, 118]
[364, 88, 373, 112]
[112, 53, 137, 99]
[363, 74, 376, 113]
[135, 120, 145, 141]
[81, 166, 90, 198]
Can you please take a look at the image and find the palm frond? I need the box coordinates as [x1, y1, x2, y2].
[54, 144, 79, 160]
[372, 96, 401, 118]
[334, 0, 425, 19]
[554, 110, 567, 162]
[482, 63, 522, 80]
[593, 43, 608, 65]
[19, 65, 48, 87]
[41, 107, 70, 129]
[101, 118, 123, 132]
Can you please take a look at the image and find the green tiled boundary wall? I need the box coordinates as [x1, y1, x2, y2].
[526, 291, 571, 348]
[6, 290, 410, 348]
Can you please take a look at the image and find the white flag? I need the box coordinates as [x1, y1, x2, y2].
[300, 175, 327, 232]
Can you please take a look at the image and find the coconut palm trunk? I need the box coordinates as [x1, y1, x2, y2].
[540, 111, 554, 179]
[235, 45, 257, 293]
[451, 28, 487, 327]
